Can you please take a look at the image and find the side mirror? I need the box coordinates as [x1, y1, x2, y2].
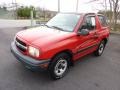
[77, 29, 89, 36]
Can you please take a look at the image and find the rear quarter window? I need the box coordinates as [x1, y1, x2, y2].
[98, 15, 108, 27]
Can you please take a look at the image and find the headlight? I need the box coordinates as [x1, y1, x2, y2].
[28, 46, 40, 57]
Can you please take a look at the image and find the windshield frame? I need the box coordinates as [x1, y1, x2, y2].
[46, 13, 81, 32]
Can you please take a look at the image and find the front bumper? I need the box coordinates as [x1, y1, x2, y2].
[10, 42, 50, 70]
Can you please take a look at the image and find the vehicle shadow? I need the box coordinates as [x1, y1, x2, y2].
[15, 53, 100, 82]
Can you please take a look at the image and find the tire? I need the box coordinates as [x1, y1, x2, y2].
[94, 40, 105, 56]
[48, 53, 71, 80]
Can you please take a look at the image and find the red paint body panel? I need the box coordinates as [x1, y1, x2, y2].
[15, 13, 110, 62]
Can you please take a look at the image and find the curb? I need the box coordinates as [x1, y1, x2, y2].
[0, 26, 30, 30]
[110, 31, 120, 35]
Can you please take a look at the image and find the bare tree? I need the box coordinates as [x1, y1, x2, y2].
[89, 0, 120, 30]
[108, 0, 113, 27]
[111, 0, 119, 30]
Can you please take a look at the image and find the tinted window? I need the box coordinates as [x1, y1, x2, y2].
[98, 15, 108, 27]
[81, 16, 96, 30]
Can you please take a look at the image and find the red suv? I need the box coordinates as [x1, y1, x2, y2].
[11, 13, 110, 79]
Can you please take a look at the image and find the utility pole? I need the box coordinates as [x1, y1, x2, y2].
[31, 9, 34, 27]
[12, 0, 17, 19]
[58, 0, 60, 12]
[12, 0, 15, 19]
[76, 0, 79, 12]
[14, 0, 17, 19]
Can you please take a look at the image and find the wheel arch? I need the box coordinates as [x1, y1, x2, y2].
[102, 38, 108, 45]
[51, 49, 74, 66]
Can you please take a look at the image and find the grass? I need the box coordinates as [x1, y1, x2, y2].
[110, 24, 120, 34]
[35, 17, 50, 22]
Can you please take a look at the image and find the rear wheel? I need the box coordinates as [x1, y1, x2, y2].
[94, 40, 105, 56]
[48, 53, 71, 80]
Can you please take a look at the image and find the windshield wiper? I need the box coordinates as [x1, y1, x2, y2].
[51, 26, 64, 31]
[44, 24, 51, 28]
[44, 25, 66, 31]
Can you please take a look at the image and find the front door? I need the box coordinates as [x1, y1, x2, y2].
[74, 15, 99, 60]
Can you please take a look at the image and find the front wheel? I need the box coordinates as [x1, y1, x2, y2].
[94, 40, 105, 56]
[48, 53, 70, 80]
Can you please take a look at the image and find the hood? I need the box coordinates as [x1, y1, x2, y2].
[16, 26, 71, 47]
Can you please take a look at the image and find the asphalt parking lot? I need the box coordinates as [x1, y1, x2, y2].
[0, 28, 120, 90]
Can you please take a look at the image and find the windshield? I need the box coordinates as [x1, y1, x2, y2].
[46, 13, 81, 32]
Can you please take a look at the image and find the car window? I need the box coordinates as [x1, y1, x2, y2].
[98, 15, 108, 27]
[81, 16, 96, 31]
[46, 13, 80, 32]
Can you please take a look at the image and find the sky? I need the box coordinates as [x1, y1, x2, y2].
[0, 0, 103, 13]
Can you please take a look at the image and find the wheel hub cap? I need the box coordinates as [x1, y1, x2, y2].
[99, 43, 104, 54]
[54, 59, 67, 76]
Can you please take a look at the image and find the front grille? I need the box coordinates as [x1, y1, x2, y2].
[15, 37, 27, 52]
[16, 37, 26, 46]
